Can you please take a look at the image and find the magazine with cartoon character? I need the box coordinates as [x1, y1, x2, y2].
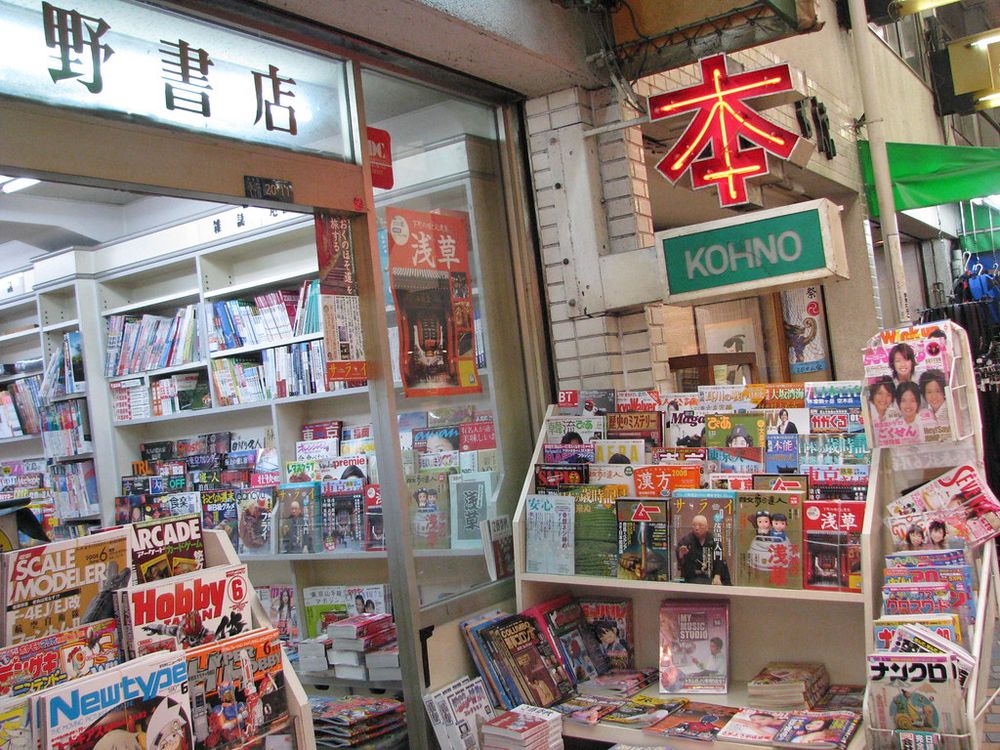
[736, 490, 805, 589]
[116, 563, 252, 659]
[867, 652, 965, 746]
[578, 598, 633, 670]
[39, 649, 193, 750]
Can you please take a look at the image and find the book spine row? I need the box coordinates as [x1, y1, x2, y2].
[208, 279, 320, 353]
[211, 340, 327, 406]
[1, 375, 43, 436]
[47, 459, 100, 518]
[39, 399, 91, 458]
[104, 306, 199, 376]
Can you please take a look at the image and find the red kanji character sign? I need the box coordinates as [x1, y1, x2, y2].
[648, 54, 803, 207]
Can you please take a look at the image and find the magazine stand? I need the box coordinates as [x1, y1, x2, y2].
[512, 405, 867, 749]
[860, 324, 1000, 750]
[204, 527, 317, 750]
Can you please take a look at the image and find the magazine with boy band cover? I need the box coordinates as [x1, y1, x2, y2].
[39, 649, 193, 750]
[116, 563, 252, 659]
[129, 513, 205, 584]
[1, 527, 131, 644]
[185, 627, 288, 750]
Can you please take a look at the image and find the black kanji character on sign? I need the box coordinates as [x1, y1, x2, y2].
[42, 1, 114, 94]
[253, 64, 297, 134]
[160, 38, 213, 117]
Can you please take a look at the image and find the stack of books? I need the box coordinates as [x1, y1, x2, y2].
[326, 613, 397, 681]
[482, 705, 564, 750]
[310, 695, 406, 748]
[747, 662, 831, 710]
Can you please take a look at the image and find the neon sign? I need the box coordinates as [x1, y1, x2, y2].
[648, 54, 803, 207]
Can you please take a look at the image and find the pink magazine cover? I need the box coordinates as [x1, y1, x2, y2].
[659, 600, 729, 694]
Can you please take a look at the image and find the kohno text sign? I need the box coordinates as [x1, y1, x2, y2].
[657, 198, 849, 305]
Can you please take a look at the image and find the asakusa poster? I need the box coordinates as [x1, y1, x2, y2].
[387, 208, 482, 397]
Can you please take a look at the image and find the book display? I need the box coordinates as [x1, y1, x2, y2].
[512, 384, 875, 749]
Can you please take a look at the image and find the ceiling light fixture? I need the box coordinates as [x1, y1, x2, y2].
[0, 178, 39, 194]
[970, 32, 1000, 48]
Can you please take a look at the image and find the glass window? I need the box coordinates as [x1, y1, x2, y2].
[362, 69, 532, 607]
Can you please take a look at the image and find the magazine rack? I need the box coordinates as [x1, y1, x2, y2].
[512, 405, 867, 749]
[204, 528, 317, 750]
[860, 323, 1000, 750]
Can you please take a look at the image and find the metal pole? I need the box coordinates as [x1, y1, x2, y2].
[846, 0, 912, 324]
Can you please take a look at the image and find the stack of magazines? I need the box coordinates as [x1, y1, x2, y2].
[716, 707, 861, 748]
[482, 705, 564, 750]
[310, 695, 407, 748]
[746, 662, 831, 710]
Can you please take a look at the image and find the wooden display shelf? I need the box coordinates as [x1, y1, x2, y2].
[556, 684, 865, 749]
[517, 572, 864, 603]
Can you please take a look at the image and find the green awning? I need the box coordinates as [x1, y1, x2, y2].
[858, 140, 1000, 218]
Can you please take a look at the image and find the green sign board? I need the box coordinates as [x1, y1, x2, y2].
[658, 199, 848, 305]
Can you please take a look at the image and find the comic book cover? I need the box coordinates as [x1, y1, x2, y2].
[643, 700, 738, 741]
[658, 600, 729, 694]
[39, 649, 193, 750]
[603, 694, 686, 726]
[449, 471, 494, 549]
[185, 627, 288, 750]
[803, 499, 864, 592]
[616, 499, 669, 581]
[578, 598, 633, 670]
[236, 487, 274, 556]
[866, 652, 965, 737]
[521, 594, 607, 684]
[479, 615, 573, 708]
[405, 472, 450, 550]
[632, 464, 701, 497]
[544, 416, 605, 443]
[200, 489, 238, 548]
[765, 434, 799, 474]
[275, 482, 319, 554]
[2, 527, 131, 644]
[268, 585, 299, 656]
[129, 514, 205, 583]
[318, 490, 364, 552]
[0, 619, 119, 698]
[669, 489, 736, 585]
[116, 563, 251, 659]
[736, 490, 805, 589]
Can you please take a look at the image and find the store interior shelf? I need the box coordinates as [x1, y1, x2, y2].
[40, 318, 79, 334]
[49, 451, 94, 463]
[0, 371, 42, 385]
[107, 359, 207, 384]
[294, 671, 402, 690]
[0, 327, 39, 344]
[208, 331, 324, 359]
[48, 391, 87, 403]
[516, 572, 865, 603]
[242, 548, 487, 562]
[101, 287, 201, 317]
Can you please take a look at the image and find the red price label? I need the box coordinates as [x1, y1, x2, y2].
[558, 390, 579, 408]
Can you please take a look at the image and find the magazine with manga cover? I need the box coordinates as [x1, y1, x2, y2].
[578, 598, 633, 670]
[478, 615, 573, 708]
[643, 700, 738, 741]
[736, 490, 805, 589]
[867, 652, 965, 740]
[116, 563, 252, 659]
[2, 527, 131, 644]
[863, 325, 958, 447]
[129, 514, 205, 583]
[703, 412, 768, 449]
[236, 487, 274, 556]
[0, 618, 119, 698]
[39, 649, 193, 750]
[658, 599, 729, 694]
[185, 627, 288, 750]
[521, 593, 608, 684]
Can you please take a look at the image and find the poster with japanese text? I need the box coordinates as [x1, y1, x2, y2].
[387, 208, 482, 398]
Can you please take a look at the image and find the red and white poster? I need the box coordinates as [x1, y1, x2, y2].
[387, 207, 482, 398]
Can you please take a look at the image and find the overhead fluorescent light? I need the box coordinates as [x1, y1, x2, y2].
[0, 178, 38, 194]
[970, 32, 1000, 48]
